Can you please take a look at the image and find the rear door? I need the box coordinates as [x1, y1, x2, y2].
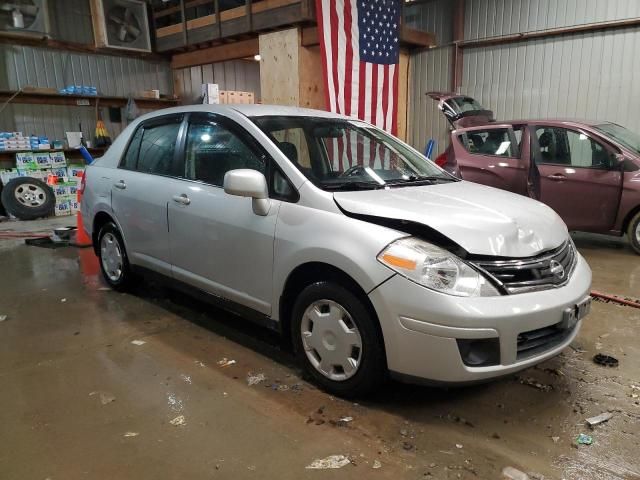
[531, 125, 622, 232]
[427, 92, 494, 128]
[451, 124, 529, 194]
[110, 114, 186, 276]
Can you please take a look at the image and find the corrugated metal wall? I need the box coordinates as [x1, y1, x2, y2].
[461, 26, 640, 132]
[0, 45, 172, 141]
[407, 0, 640, 152]
[404, 0, 454, 154]
[464, 0, 640, 40]
[173, 60, 261, 105]
[408, 46, 454, 156]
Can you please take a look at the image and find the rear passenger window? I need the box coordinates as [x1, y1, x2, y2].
[458, 128, 515, 157]
[121, 127, 143, 170]
[185, 118, 266, 186]
[137, 121, 182, 176]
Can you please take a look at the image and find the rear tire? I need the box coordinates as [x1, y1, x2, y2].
[98, 222, 133, 291]
[291, 281, 386, 398]
[628, 211, 640, 255]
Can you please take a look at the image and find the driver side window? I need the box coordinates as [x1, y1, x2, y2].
[535, 127, 612, 169]
[185, 118, 266, 187]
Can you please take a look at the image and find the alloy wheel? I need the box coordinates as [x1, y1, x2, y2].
[101, 232, 124, 282]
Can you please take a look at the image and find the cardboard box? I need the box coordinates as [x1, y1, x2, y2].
[49, 151, 67, 168]
[51, 167, 68, 178]
[0, 169, 19, 186]
[54, 199, 72, 216]
[141, 89, 160, 99]
[34, 152, 52, 169]
[69, 199, 80, 214]
[15, 152, 37, 170]
[67, 165, 85, 179]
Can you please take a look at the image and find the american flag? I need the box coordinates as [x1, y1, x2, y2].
[316, 0, 401, 135]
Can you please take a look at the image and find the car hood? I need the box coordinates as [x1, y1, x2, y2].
[333, 181, 568, 257]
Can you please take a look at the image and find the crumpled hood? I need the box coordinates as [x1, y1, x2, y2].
[334, 181, 568, 257]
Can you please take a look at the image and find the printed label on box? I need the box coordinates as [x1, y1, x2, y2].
[54, 200, 71, 216]
[34, 152, 52, 169]
[49, 151, 67, 167]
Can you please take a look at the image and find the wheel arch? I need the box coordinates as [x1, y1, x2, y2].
[622, 204, 640, 234]
[92, 211, 125, 255]
[278, 262, 386, 360]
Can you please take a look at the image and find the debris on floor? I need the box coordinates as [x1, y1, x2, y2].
[305, 455, 352, 469]
[247, 372, 266, 386]
[593, 353, 618, 367]
[576, 433, 593, 445]
[130, 340, 146, 346]
[551, 436, 560, 443]
[89, 391, 116, 405]
[502, 466, 530, 480]
[217, 358, 236, 367]
[585, 412, 613, 427]
[194, 360, 206, 367]
[372, 460, 382, 469]
[170, 415, 186, 426]
[60, 298, 67, 303]
[179, 374, 192, 384]
[455, 443, 463, 449]
[123, 432, 139, 437]
[0, 314, 7, 322]
[518, 376, 553, 392]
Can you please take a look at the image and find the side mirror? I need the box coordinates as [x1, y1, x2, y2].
[223, 169, 271, 216]
[614, 153, 626, 164]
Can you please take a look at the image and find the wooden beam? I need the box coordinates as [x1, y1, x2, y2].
[170, 38, 259, 69]
[399, 27, 436, 48]
[301, 26, 435, 49]
[154, 0, 212, 19]
[0, 36, 168, 61]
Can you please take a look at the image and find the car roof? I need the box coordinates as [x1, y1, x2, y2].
[134, 104, 352, 121]
[504, 118, 608, 128]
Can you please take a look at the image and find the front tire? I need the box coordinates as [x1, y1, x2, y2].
[291, 281, 386, 397]
[98, 222, 133, 291]
[628, 211, 640, 255]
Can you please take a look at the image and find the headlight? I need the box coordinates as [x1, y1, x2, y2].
[377, 237, 500, 297]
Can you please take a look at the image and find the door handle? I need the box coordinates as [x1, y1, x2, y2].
[114, 180, 126, 189]
[547, 173, 567, 181]
[172, 194, 191, 205]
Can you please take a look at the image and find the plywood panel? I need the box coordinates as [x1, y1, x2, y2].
[299, 45, 325, 110]
[259, 28, 299, 106]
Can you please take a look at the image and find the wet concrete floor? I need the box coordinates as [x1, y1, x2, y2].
[0, 219, 638, 479]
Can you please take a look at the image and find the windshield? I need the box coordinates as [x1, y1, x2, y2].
[594, 123, 640, 156]
[253, 116, 456, 191]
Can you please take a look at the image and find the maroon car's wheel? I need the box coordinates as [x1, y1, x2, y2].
[628, 211, 640, 255]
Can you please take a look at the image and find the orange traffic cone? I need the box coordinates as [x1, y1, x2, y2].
[74, 173, 92, 248]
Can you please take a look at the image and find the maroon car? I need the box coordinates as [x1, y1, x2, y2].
[429, 92, 640, 255]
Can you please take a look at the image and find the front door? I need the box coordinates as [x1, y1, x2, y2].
[111, 114, 185, 276]
[168, 113, 279, 315]
[452, 125, 529, 194]
[532, 126, 622, 232]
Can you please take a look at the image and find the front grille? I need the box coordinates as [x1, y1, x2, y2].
[516, 322, 574, 360]
[471, 241, 576, 294]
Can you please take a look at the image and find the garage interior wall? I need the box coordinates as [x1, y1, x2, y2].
[173, 60, 261, 105]
[408, 0, 640, 154]
[0, 0, 173, 143]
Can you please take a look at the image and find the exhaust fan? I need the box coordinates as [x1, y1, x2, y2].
[91, 0, 151, 52]
[0, 0, 49, 38]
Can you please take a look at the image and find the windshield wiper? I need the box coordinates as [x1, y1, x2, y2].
[386, 175, 458, 185]
[320, 181, 386, 191]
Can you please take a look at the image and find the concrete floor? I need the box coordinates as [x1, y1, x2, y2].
[0, 217, 638, 480]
